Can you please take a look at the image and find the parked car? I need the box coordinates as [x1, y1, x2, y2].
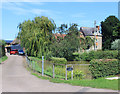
[18, 49, 25, 55]
[10, 49, 18, 55]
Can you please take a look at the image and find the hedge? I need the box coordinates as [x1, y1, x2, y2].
[89, 59, 119, 79]
[0, 40, 6, 58]
[73, 50, 118, 61]
[50, 57, 67, 64]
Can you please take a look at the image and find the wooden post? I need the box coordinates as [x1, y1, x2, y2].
[42, 56, 44, 76]
[53, 64, 55, 78]
[71, 65, 73, 80]
[65, 65, 67, 80]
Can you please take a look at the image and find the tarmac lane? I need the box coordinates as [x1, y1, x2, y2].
[1, 53, 118, 93]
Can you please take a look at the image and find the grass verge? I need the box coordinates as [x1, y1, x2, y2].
[31, 73, 119, 90]
[0, 56, 8, 64]
[24, 57, 119, 90]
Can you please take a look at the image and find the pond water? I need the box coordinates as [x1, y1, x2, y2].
[36, 60, 92, 79]
[67, 61, 89, 64]
[29, 57, 92, 79]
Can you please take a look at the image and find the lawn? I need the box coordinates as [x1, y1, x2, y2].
[0, 56, 8, 64]
[32, 73, 119, 90]
[28, 56, 119, 90]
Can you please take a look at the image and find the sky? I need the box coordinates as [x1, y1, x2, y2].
[1, 1, 119, 40]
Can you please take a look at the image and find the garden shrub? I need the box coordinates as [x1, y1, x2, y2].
[51, 57, 67, 64]
[72, 52, 80, 61]
[73, 50, 118, 61]
[89, 59, 119, 79]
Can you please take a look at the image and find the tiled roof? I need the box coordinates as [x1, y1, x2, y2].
[80, 27, 96, 36]
[53, 33, 66, 39]
[80, 27, 102, 36]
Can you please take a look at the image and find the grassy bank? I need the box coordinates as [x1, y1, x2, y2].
[0, 56, 8, 63]
[32, 73, 119, 90]
[27, 56, 119, 90]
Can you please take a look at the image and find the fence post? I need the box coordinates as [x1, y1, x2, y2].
[31, 60, 32, 68]
[27, 57, 29, 67]
[33, 61, 35, 72]
[65, 64, 67, 80]
[53, 64, 55, 78]
[71, 65, 73, 80]
[42, 56, 44, 76]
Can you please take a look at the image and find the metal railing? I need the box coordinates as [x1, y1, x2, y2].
[25, 55, 92, 80]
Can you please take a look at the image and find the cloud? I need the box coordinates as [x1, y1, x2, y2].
[2, 2, 49, 15]
[30, 9, 49, 15]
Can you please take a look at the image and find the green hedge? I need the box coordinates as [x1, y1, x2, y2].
[73, 50, 118, 61]
[51, 57, 67, 64]
[0, 40, 6, 58]
[89, 59, 119, 79]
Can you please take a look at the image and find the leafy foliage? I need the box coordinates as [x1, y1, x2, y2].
[51, 57, 67, 64]
[18, 17, 94, 60]
[101, 16, 120, 50]
[0, 40, 6, 58]
[18, 16, 56, 58]
[50, 24, 94, 60]
[73, 50, 118, 61]
[0, 56, 8, 63]
[111, 39, 120, 50]
[89, 59, 119, 79]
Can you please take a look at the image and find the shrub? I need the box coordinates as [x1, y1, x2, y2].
[111, 39, 120, 50]
[73, 50, 118, 61]
[51, 57, 67, 64]
[73, 70, 84, 79]
[89, 59, 119, 79]
[72, 52, 80, 61]
[46, 51, 52, 60]
[80, 52, 90, 61]
[0, 40, 6, 58]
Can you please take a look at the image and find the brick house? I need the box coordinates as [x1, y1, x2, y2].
[80, 26, 102, 51]
[54, 26, 102, 51]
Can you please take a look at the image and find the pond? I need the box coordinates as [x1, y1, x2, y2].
[67, 61, 89, 64]
[29, 57, 92, 80]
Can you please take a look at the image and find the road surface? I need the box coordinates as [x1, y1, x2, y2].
[0, 54, 118, 92]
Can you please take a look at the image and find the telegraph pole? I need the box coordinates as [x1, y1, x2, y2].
[94, 20, 96, 51]
[118, 1, 120, 20]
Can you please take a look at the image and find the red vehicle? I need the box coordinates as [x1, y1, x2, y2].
[10, 49, 18, 55]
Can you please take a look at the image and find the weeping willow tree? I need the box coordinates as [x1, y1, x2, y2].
[18, 16, 56, 58]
